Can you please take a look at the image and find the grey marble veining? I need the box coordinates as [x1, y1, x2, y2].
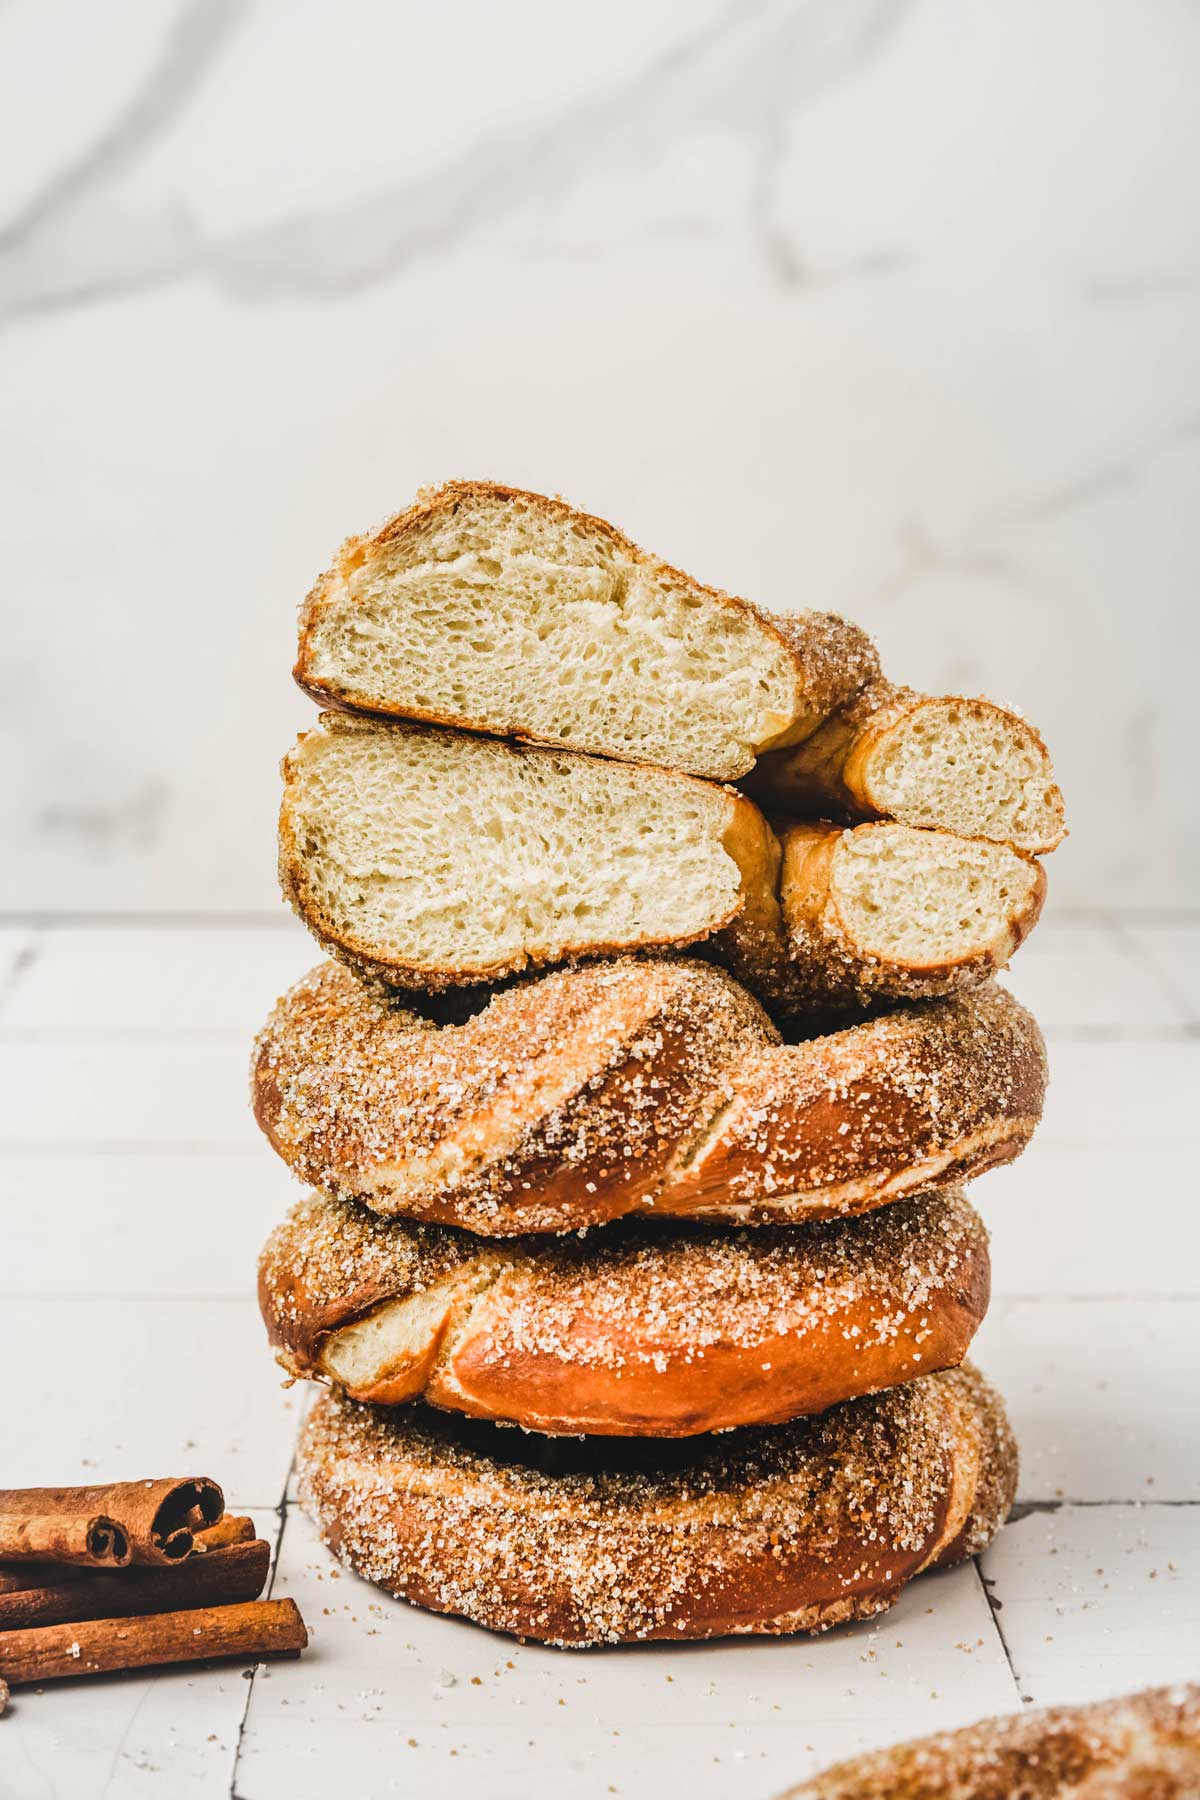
[0, 0, 914, 317]
[1, 0, 1197, 911]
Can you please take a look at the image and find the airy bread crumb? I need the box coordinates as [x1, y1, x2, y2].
[295, 479, 879, 780]
[747, 820, 1047, 1011]
[750, 681, 1065, 855]
[278, 712, 780, 988]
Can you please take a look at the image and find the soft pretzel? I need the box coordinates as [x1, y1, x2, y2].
[259, 1188, 989, 1437]
[296, 1362, 1015, 1648]
[252, 958, 1046, 1235]
[294, 479, 880, 781]
[726, 820, 1047, 1014]
[748, 679, 1066, 855]
[278, 715, 1049, 1010]
[776, 1683, 1200, 1799]
[278, 711, 786, 991]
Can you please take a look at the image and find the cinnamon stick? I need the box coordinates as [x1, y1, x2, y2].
[0, 1560, 104, 1596]
[0, 1479, 223, 1568]
[0, 1599, 307, 1686]
[0, 1538, 270, 1630]
[194, 1515, 256, 1551]
[0, 1515, 255, 1595]
[0, 1509, 129, 1570]
[0, 1561, 108, 1596]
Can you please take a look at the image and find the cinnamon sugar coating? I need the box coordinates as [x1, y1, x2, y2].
[252, 958, 1045, 1234]
[767, 611, 882, 727]
[296, 1363, 1015, 1647]
[671, 978, 1047, 1221]
[260, 1188, 990, 1436]
[252, 955, 769, 1234]
[777, 1683, 1200, 1799]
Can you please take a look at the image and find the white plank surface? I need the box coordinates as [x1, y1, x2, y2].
[1034, 1040, 1200, 1146]
[972, 1299, 1200, 1502]
[0, 931, 36, 1012]
[980, 1505, 1200, 1706]
[0, 1298, 299, 1508]
[1000, 919, 1193, 1035]
[0, 1149, 301, 1299]
[0, 1510, 281, 1800]
[1, 925, 312, 1038]
[0, 1039, 255, 1149]
[1, 920, 1197, 1798]
[1124, 923, 1200, 1024]
[234, 1510, 1016, 1800]
[975, 1143, 1200, 1297]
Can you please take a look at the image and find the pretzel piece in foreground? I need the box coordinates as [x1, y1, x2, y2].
[776, 1682, 1200, 1799]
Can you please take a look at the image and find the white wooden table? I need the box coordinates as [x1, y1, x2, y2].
[1, 916, 1197, 1799]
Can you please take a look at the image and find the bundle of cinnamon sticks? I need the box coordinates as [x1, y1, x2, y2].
[0, 1479, 306, 1709]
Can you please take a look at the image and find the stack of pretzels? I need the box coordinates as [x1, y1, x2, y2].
[251, 482, 1060, 1648]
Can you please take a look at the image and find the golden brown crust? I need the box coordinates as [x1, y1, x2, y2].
[928, 1350, 1020, 1566]
[259, 1189, 990, 1436]
[740, 820, 1048, 1013]
[748, 681, 931, 816]
[294, 479, 880, 777]
[777, 1684, 1200, 1799]
[749, 680, 1067, 855]
[670, 979, 1047, 1225]
[755, 609, 882, 751]
[278, 712, 780, 991]
[296, 1363, 1015, 1647]
[251, 959, 1046, 1235]
[252, 956, 772, 1235]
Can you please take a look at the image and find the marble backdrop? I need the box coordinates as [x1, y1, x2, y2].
[2, 0, 1196, 913]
